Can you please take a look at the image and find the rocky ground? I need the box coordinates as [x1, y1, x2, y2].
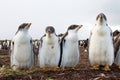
[0, 47, 120, 80]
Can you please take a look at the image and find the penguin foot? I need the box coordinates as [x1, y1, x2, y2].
[51, 67, 58, 71]
[62, 67, 65, 71]
[72, 67, 75, 70]
[103, 65, 111, 71]
[12, 66, 19, 71]
[91, 65, 99, 70]
[118, 65, 120, 69]
[41, 67, 46, 71]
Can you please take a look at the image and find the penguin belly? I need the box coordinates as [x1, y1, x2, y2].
[89, 34, 114, 66]
[62, 42, 79, 67]
[39, 40, 60, 68]
[14, 43, 32, 68]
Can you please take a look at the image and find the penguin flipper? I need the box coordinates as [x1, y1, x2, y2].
[114, 34, 120, 57]
[10, 41, 14, 67]
[30, 39, 34, 67]
[58, 37, 66, 67]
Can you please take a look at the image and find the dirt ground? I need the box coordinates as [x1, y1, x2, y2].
[0, 47, 120, 80]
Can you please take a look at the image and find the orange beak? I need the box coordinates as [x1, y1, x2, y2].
[77, 25, 83, 30]
[27, 23, 32, 28]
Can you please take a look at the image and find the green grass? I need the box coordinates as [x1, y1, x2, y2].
[46, 77, 53, 80]
[0, 65, 40, 77]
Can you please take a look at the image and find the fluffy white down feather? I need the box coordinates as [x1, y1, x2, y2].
[61, 30, 80, 67]
[11, 31, 34, 70]
[38, 34, 60, 68]
[89, 25, 114, 66]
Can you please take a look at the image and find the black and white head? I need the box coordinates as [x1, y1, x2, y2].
[96, 13, 107, 26]
[61, 24, 82, 41]
[16, 23, 31, 34]
[113, 30, 120, 37]
[67, 24, 83, 33]
[45, 26, 56, 38]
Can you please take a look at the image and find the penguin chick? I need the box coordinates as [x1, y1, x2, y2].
[11, 23, 34, 70]
[89, 13, 114, 71]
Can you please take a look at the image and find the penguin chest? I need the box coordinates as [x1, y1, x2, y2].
[89, 26, 114, 65]
[41, 41, 59, 64]
[90, 26, 111, 49]
[64, 34, 79, 54]
[14, 41, 31, 62]
[43, 40, 58, 53]
[63, 43, 79, 66]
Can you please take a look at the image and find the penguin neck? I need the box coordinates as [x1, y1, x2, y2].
[67, 31, 78, 42]
[18, 30, 28, 35]
[68, 30, 77, 36]
[96, 20, 107, 26]
[68, 30, 77, 33]
[46, 33, 56, 39]
[45, 33, 57, 45]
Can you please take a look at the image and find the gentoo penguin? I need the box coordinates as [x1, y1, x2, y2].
[33, 39, 40, 65]
[59, 24, 82, 68]
[113, 30, 120, 41]
[38, 26, 60, 70]
[11, 23, 34, 70]
[114, 33, 120, 69]
[3, 39, 8, 50]
[89, 13, 114, 71]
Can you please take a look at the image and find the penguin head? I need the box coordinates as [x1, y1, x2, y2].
[45, 26, 55, 38]
[67, 24, 83, 33]
[18, 23, 31, 30]
[113, 30, 120, 37]
[96, 13, 107, 25]
[15, 23, 31, 35]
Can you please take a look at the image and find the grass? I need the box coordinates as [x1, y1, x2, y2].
[0, 65, 55, 80]
[0, 65, 41, 77]
[46, 77, 53, 80]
